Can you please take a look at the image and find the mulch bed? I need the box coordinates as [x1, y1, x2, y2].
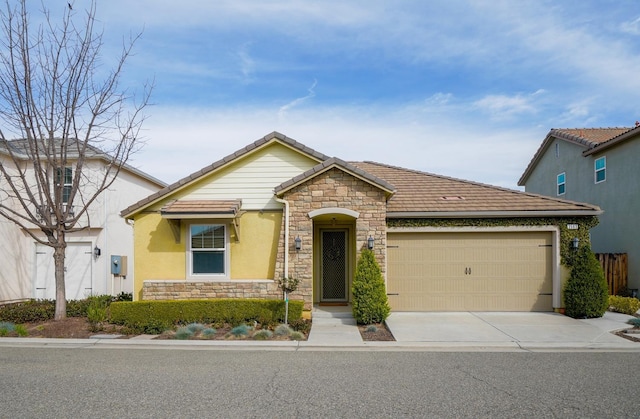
[358, 322, 395, 341]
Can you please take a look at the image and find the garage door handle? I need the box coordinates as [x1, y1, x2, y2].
[465, 267, 471, 275]
[387, 293, 399, 296]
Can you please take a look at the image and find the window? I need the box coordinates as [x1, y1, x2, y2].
[595, 156, 606, 183]
[55, 167, 72, 203]
[557, 172, 566, 195]
[190, 224, 226, 275]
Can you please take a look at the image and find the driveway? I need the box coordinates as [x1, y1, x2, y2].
[385, 311, 637, 348]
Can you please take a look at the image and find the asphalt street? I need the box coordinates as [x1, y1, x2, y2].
[1, 348, 638, 418]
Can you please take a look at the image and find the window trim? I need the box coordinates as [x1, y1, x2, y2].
[595, 156, 606, 184]
[557, 172, 566, 196]
[55, 166, 72, 204]
[187, 223, 229, 280]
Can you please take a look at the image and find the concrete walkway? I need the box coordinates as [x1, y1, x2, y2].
[307, 305, 362, 345]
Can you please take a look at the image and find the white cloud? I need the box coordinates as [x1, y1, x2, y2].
[278, 79, 317, 118]
[621, 16, 640, 35]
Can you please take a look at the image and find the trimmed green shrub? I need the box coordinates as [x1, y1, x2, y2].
[563, 246, 609, 318]
[289, 318, 311, 334]
[108, 299, 303, 332]
[609, 296, 640, 315]
[352, 249, 390, 324]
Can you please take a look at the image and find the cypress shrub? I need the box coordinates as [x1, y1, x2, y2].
[563, 246, 609, 318]
[352, 249, 390, 324]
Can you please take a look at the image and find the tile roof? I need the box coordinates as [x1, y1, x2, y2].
[161, 199, 242, 216]
[518, 127, 638, 186]
[352, 161, 601, 216]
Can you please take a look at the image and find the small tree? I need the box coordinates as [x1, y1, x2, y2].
[563, 246, 609, 318]
[0, 1, 151, 320]
[352, 248, 390, 324]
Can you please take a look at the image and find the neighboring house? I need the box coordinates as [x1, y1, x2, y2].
[0, 140, 166, 303]
[121, 132, 601, 313]
[518, 126, 640, 292]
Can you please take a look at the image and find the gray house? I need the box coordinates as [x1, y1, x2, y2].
[518, 126, 640, 291]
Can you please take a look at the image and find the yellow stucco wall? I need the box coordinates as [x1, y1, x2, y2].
[133, 212, 186, 299]
[132, 210, 282, 299]
[231, 211, 282, 278]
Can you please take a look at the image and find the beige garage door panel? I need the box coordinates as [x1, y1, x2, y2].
[387, 232, 553, 312]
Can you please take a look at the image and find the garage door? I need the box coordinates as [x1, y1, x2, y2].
[387, 231, 553, 311]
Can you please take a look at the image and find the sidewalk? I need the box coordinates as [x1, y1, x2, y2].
[0, 309, 638, 352]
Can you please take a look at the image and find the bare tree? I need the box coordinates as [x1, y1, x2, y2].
[0, 1, 151, 320]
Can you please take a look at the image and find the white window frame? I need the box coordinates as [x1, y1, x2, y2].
[557, 172, 566, 196]
[55, 166, 73, 203]
[595, 156, 606, 184]
[187, 223, 229, 280]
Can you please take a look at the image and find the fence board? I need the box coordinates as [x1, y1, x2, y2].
[595, 253, 628, 295]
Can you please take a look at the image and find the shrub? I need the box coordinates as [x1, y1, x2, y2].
[174, 326, 194, 340]
[352, 249, 390, 324]
[289, 318, 311, 334]
[290, 331, 304, 340]
[365, 325, 378, 333]
[14, 324, 28, 337]
[608, 296, 640, 315]
[202, 327, 217, 338]
[186, 323, 205, 333]
[563, 246, 609, 319]
[274, 324, 292, 336]
[108, 299, 303, 331]
[627, 318, 640, 328]
[230, 324, 250, 337]
[252, 329, 273, 340]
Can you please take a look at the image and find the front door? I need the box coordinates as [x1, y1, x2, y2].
[320, 229, 348, 302]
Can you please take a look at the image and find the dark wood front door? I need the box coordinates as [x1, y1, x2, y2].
[320, 229, 348, 302]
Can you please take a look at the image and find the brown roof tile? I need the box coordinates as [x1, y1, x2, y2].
[352, 161, 601, 216]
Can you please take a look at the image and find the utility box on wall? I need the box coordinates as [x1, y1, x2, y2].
[110, 255, 128, 276]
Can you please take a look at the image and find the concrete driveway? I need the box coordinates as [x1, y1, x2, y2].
[385, 311, 637, 349]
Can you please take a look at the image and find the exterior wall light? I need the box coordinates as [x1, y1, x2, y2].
[294, 236, 302, 251]
[367, 236, 374, 250]
[93, 246, 101, 258]
[570, 237, 579, 250]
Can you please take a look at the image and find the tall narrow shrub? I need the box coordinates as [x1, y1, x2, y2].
[352, 249, 390, 324]
[563, 246, 609, 318]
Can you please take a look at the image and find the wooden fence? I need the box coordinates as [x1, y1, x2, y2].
[595, 253, 628, 295]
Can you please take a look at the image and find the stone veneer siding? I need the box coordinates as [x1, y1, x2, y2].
[274, 168, 388, 310]
[142, 280, 282, 300]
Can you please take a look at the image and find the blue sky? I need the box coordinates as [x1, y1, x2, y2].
[36, 1, 640, 188]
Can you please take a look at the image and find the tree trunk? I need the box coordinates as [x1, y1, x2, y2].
[53, 234, 67, 321]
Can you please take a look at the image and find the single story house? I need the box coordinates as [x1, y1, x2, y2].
[121, 132, 601, 314]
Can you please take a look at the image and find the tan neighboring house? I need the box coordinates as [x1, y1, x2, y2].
[122, 132, 601, 314]
[0, 140, 166, 303]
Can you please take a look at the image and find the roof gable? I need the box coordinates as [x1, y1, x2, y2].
[121, 132, 328, 217]
[518, 127, 636, 186]
[274, 157, 396, 197]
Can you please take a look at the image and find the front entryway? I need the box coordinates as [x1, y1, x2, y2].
[320, 229, 348, 302]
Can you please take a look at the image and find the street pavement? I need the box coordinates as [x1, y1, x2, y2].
[0, 306, 638, 351]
